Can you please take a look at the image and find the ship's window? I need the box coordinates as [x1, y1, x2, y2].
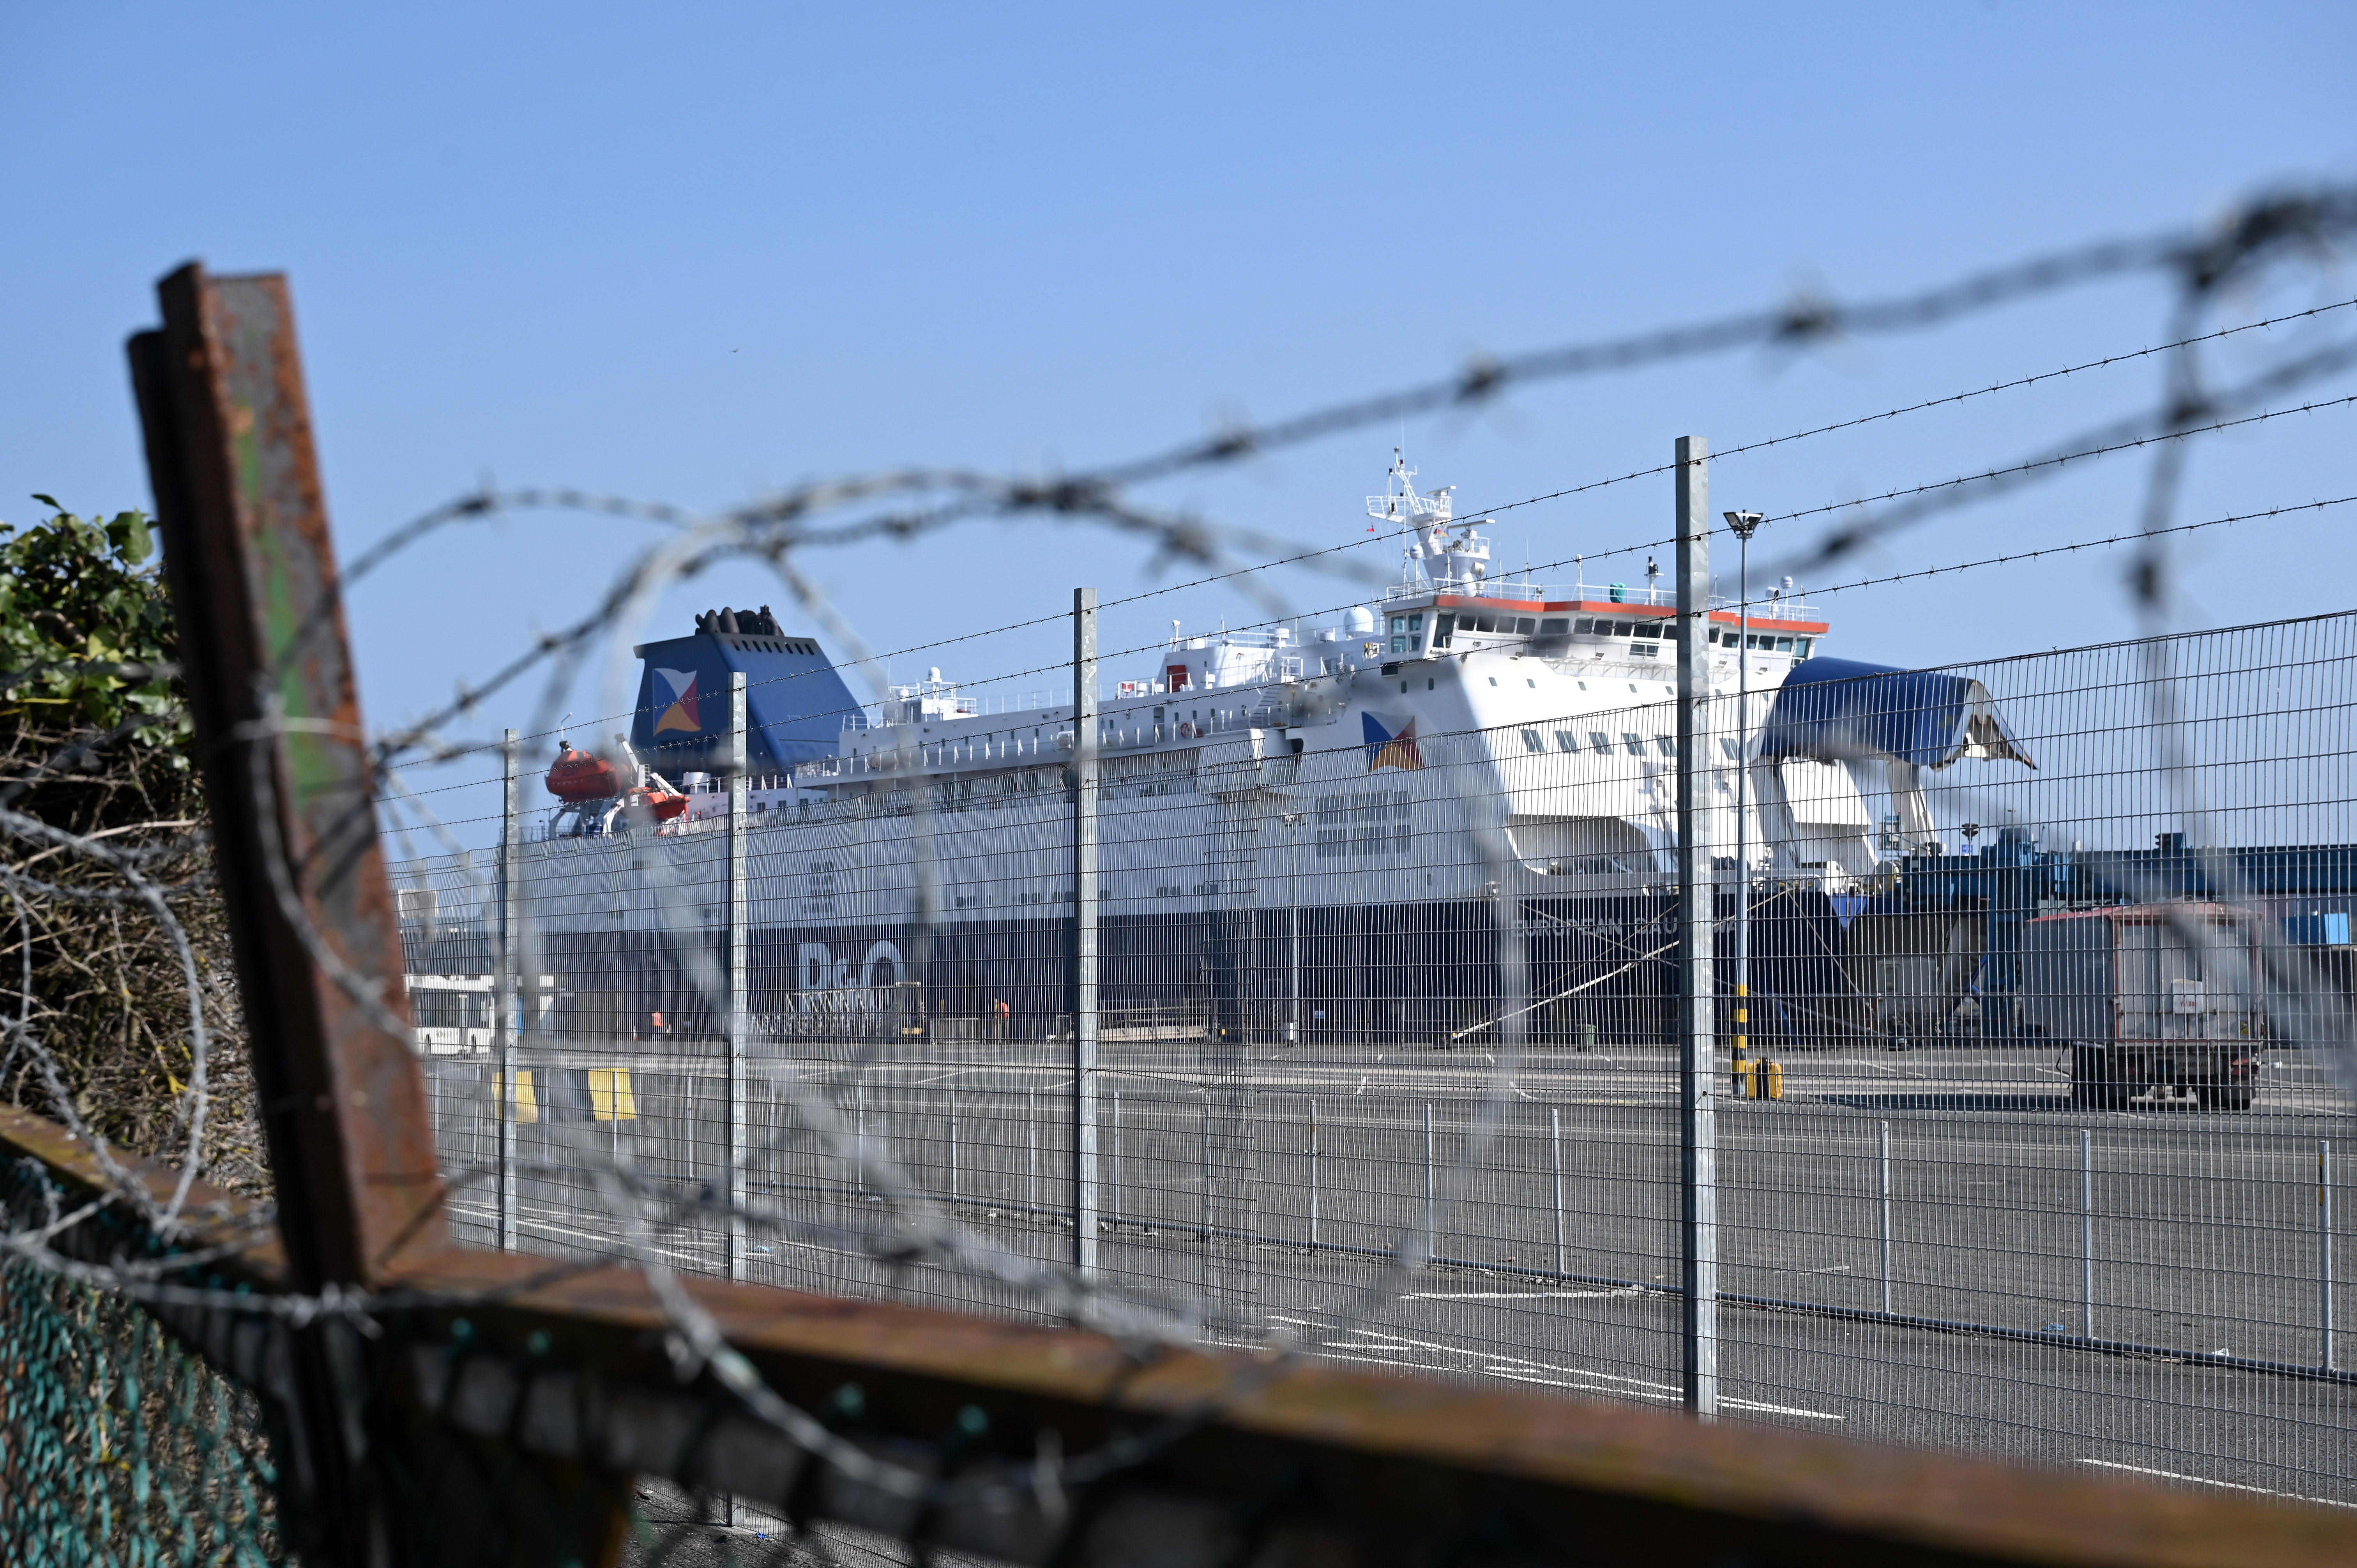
[1540, 618, 1568, 634]
[1515, 618, 1535, 634]
[1520, 729, 1544, 753]
[1475, 614, 1497, 632]
[1656, 735, 1678, 758]
[1721, 738, 1741, 760]
[1590, 731, 1611, 752]
[1632, 622, 1657, 639]
[1555, 731, 1580, 752]
[1613, 620, 1633, 636]
[1623, 733, 1645, 755]
[1526, 678, 1537, 688]
[1487, 676, 1498, 687]
[1775, 636, 1794, 653]
[1797, 637, 1813, 657]
[1574, 617, 1595, 633]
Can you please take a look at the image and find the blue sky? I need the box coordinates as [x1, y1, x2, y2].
[5, 4, 2353, 825]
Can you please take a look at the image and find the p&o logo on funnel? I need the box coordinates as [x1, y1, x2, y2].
[1362, 712, 1424, 773]
[653, 667, 702, 735]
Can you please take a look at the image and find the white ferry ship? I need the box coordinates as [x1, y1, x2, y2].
[399, 454, 2031, 1053]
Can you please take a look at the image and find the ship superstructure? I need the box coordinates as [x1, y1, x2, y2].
[399, 453, 2033, 1049]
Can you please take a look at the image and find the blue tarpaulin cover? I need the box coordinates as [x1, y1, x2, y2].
[1754, 657, 2035, 770]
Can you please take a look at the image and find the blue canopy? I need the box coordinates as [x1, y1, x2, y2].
[1754, 657, 2035, 771]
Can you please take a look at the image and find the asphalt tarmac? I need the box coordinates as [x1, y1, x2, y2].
[429, 1036, 2357, 1509]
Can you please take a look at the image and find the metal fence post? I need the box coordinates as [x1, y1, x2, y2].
[949, 1087, 960, 1205]
[2081, 1128, 2096, 1341]
[2323, 1138, 2336, 1373]
[1110, 1089, 1122, 1226]
[1550, 1106, 1567, 1279]
[1309, 1098, 1321, 1254]
[1879, 1120, 1894, 1316]
[1072, 587, 1101, 1274]
[498, 727, 521, 1252]
[855, 1080, 867, 1201]
[1200, 1095, 1214, 1243]
[1424, 1102, 1437, 1258]
[1673, 433, 1718, 1418]
[1028, 1087, 1038, 1214]
[726, 671, 749, 1281]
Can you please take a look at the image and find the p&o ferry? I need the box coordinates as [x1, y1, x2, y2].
[398, 454, 2030, 1053]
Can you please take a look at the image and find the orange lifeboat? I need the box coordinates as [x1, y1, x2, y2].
[640, 788, 689, 822]
[546, 744, 621, 802]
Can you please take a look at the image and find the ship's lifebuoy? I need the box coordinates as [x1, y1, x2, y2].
[1178, 721, 1196, 739]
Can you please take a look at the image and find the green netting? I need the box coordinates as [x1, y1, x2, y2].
[0, 1256, 279, 1566]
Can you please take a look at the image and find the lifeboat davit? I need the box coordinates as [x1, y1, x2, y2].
[546, 744, 620, 802]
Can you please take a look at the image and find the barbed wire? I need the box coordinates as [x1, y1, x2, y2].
[380, 358, 2357, 791]
[12, 175, 2357, 1537]
[308, 181, 2357, 1515]
[1469, 292, 2357, 521]
[346, 186, 2357, 767]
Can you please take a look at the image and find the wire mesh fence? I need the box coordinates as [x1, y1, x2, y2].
[16, 218, 2357, 1564]
[387, 605, 2357, 1510]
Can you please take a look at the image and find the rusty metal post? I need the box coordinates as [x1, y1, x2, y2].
[128, 265, 452, 1564]
[129, 264, 624, 1568]
[129, 266, 449, 1284]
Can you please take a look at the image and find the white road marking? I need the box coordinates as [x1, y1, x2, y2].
[2077, 1460, 2357, 1510]
[1398, 1289, 1638, 1301]
[1721, 1397, 1845, 1420]
[1330, 1324, 1844, 1418]
[1477, 1367, 1679, 1402]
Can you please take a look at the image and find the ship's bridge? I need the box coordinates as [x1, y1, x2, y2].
[1371, 574, 1827, 669]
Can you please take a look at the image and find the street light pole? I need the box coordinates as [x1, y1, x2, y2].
[1722, 510, 1763, 1096]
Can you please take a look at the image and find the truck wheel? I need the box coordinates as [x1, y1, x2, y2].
[2067, 1046, 2120, 1110]
[2197, 1082, 2255, 1112]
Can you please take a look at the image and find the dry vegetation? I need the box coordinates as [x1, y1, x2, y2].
[1, 501, 267, 1196]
